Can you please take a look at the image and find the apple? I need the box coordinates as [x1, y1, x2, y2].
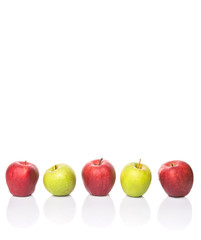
[120, 159, 152, 197]
[158, 160, 194, 197]
[81, 158, 116, 196]
[43, 163, 76, 196]
[6, 161, 39, 197]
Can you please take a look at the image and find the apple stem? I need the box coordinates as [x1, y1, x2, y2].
[98, 158, 103, 165]
[54, 165, 57, 170]
[138, 159, 142, 169]
[25, 160, 27, 165]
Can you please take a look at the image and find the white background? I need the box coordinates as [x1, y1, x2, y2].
[0, 0, 201, 239]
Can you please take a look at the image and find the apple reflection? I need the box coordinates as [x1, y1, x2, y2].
[7, 196, 39, 228]
[157, 197, 192, 230]
[43, 196, 76, 224]
[120, 196, 151, 226]
[82, 195, 115, 228]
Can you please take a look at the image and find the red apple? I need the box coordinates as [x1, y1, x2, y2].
[158, 160, 193, 197]
[82, 158, 116, 196]
[6, 161, 39, 197]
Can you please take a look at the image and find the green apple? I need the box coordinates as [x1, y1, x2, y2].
[43, 163, 76, 196]
[120, 159, 152, 197]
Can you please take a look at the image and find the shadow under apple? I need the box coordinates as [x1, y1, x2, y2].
[157, 197, 192, 230]
[43, 195, 76, 224]
[120, 196, 151, 226]
[7, 196, 40, 228]
[82, 195, 115, 228]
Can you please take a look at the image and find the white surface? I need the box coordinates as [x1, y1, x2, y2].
[0, 0, 201, 239]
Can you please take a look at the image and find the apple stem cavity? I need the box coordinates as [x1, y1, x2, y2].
[138, 159, 142, 169]
[98, 158, 103, 165]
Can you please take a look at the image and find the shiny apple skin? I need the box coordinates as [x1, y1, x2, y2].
[82, 159, 116, 196]
[6, 161, 39, 197]
[158, 160, 193, 197]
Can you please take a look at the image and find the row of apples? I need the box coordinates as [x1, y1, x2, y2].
[5, 159, 193, 198]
